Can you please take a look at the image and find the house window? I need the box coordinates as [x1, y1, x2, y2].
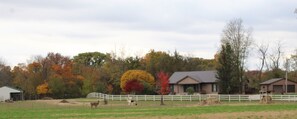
[170, 85, 174, 93]
[212, 84, 217, 92]
[287, 85, 295, 93]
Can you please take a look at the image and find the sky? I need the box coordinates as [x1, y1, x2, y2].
[0, 0, 296, 70]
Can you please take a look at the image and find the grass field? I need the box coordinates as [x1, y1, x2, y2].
[1, 99, 297, 119]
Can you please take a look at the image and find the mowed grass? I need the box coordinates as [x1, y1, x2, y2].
[1, 99, 297, 119]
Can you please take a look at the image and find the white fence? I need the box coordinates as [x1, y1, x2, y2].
[87, 92, 297, 102]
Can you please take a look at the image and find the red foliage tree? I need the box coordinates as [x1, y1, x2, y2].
[157, 71, 170, 95]
[157, 71, 170, 105]
[124, 79, 144, 94]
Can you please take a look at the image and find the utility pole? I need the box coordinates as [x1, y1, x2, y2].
[285, 58, 290, 94]
[285, 66, 288, 94]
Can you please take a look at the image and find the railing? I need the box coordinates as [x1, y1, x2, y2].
[86, 92, 297, 102]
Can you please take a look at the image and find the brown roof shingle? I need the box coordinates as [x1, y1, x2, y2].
[260, 78, 283, 85]
[169, 71, 217, 84]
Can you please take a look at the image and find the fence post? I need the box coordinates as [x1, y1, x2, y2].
[120, 95, 122, 101]
[190, 95, 192, 101]
[136, 95, 138, 101]
[218, 95, 221, 102]
[145, 95, 147, 101]
[154, 95, 155, 101]
[199, 95, 201, 102]
[229, 95, 231, 102]
[171, 95, 173, 101]
[239, 95, 241, 102]
[180, 95, 182, 101]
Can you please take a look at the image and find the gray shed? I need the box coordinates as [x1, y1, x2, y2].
[0, 86, 23, 102]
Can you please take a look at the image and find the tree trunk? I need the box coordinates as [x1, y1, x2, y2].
[160, 95, 165, 105]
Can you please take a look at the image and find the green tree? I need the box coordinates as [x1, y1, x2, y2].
[48, 76, 65, 98]
[216, 43, 237, 94]
[124, 56, 143, 70]
[73, 52, 107, 67]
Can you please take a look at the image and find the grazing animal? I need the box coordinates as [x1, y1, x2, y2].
[90, 100, 99, 108]
[127, 97, 137, 106]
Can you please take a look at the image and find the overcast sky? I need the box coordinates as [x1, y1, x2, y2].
[0, 0, 296, 70]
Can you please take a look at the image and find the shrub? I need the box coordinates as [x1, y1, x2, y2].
[186, 87, 194, 95]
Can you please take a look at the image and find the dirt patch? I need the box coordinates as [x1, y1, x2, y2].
[196, 110, 297, 119]
[99, 110, 297, 119]
[60, 99, 69, 103]
[36, 99, 88, 106]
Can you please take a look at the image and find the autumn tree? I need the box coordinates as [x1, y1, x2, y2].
[20, 53, 86, 98]
[101, 53, 125, 94]
[156, 71, 170, 105]
[221, 18, 253, 94]
[123, 79, 144, 94]
[0, 61, 13, 87]
[143, 50, 173, 75]
[12, 64, 32, 99]
[120, 70, 155, 94]
[36, 82, 49, 96]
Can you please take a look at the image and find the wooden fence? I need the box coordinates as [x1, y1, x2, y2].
[87, 92, 297, 102]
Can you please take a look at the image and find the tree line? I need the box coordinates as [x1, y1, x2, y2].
[0, 50, 215, 99]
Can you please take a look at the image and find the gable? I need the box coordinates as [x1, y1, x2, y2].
[177, 77, 199, 84]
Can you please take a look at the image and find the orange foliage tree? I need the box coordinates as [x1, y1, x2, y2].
[120, 70, 155, 93]
[36, 82, 49, 95]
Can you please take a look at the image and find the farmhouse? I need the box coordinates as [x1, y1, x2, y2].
[0, 86, 23, 102]
[260, 78, 297, 94]
[169, 71, 218, 94]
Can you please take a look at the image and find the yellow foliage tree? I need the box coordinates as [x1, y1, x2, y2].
[120, 70, 155, 92]
[36, 82, 49, 95]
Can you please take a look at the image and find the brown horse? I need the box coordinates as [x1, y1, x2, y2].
[90, 100, 99, 108]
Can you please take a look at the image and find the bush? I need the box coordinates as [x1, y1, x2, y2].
[186, 87, 194, 95]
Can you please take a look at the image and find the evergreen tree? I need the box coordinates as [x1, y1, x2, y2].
[216, 43, 239, 94]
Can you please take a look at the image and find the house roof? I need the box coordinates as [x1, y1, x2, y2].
[0, 86, 22, 92]
[260, 78, 284, 85]
[169, 71, 217, 84]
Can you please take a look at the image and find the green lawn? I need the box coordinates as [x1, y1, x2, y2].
[1, 99, 297, 119]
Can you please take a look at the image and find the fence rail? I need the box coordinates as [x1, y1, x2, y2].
[86, 92, 297, 102]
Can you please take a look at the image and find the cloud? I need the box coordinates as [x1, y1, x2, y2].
[0, 0, 296, 70]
